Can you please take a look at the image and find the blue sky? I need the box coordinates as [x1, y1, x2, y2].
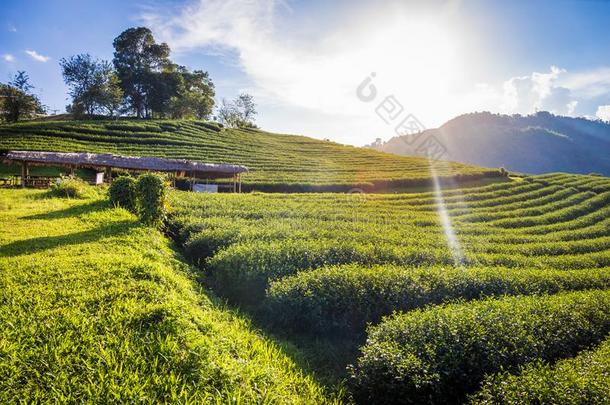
[2, 0, 610, 145]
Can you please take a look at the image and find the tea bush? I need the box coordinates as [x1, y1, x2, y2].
[471, 336, 610, 404]
[108, 176, 137, 212]
[348, 290, 610, 404]
[136, 174, 167, 226]
[265, 264, 610, 335]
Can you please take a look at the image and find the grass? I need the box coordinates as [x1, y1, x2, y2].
[0, 189, 339, 403]
[0, 119, 501, 190]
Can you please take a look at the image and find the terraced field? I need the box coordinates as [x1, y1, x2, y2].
[0, 120, 500, 190]
[168, 172, 610, 404]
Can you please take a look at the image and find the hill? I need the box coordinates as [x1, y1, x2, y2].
[0, 119, 501, 191]
[369, 111, 610, 175]
[168, 172, 610, 403]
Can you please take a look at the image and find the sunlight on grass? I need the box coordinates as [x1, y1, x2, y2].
[0, 189, 339, 403]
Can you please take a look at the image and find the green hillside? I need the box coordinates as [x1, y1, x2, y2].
[0, 189, 338, 403]
[167, 172, 610, 403]
[0, 120, 500, 190]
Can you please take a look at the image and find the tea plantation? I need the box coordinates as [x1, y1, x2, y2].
[167, 172, 610, 404]
[0, 120, 500, 190]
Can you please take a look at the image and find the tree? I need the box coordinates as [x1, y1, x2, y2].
[60, 54, 124, 117]
[217, 93, 257, 128]
[167, 68, 215, 119]
[112, 27, 170, 118]
[0, 71, 45, 122]
[235, 93, 256, 124]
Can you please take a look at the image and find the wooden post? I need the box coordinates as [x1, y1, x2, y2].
[105, 166, 112, 184]
[70, 165, 75, 176]
[21, 161, 28, 188]
[238, 174, 242, 193]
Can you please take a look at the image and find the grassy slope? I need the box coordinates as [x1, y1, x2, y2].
[0, 189, 337, 403]
[0, 120, 499, 190]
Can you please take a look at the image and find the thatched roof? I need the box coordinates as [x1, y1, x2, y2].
[2, 150, 248, 177]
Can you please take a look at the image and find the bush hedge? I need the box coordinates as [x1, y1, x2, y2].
[49, 176, 96, 199]
[348, 290, 610, 404]
[136, 174, 167, 226]
[471, 336, 610, 404]
[109, 176, 137, 212]
[265, 265, 610, 335]
[207, 240, 453, 306]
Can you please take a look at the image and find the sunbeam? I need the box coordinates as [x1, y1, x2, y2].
[429, 159, 464, 265]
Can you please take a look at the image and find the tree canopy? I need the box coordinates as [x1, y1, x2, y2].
[0, 71, 46, 122]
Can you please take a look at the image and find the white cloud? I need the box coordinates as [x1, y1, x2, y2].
[141, 1, 610, 144]
[596, 105, 610, 122]
[142, 1, 464, 128]
[2, 54, 15, 62]
[25, 49, 50, 62]
[499, 66, 578, 116]
[560, 67, 610, 98]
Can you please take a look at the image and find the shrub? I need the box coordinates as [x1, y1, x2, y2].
[207, 240, 453, 306]
[265, 265, 610, 336]
[50, 176, 95, 198]
[109, 176, 137, 212]
[348, 290, 610, 404]
[471, 336, 610, 404]
[136, 174, 168, 226]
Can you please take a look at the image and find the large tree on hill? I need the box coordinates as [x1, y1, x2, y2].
[167, 68, 215, 119]
[112, 27, 170, 118]
[0, 71, 45, 122]
[60, 54, 124, 117]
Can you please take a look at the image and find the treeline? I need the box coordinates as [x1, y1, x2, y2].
[0, 71, 46, 122]
[1, 26, 257, 127]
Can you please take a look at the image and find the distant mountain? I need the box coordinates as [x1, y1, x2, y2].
[368, 111, 610, 175]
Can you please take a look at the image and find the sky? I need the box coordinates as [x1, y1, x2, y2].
[2, 0, 610, 145]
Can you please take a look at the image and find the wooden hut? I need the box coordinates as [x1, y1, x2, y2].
[1, 150, 248, 192]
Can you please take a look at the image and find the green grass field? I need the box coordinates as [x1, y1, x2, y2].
[0, 189, 339, 403]
[0, 120, 501, 190]
[167, 172, 610, 403]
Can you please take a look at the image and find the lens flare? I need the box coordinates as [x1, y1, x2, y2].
[429, 159, 464, 265]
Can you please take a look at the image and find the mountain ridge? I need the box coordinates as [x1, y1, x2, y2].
[368, 111, 610, 175]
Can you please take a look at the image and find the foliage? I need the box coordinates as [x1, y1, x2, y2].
[217, 93, 257, 128]
[111, 27, 215, 119]
[0, 189, 337, 402]
[60, 54, 124, 117]
[108, 176, 137, 212]
[471, 336, 610, 404]
[348, 290, 610, 404]
[49, 176, 97, 198]
[0, 119, 499, 188]
[167, 68, 215, 119]
[265, 264, 610, 335]
[112, 27, 171, 118]
[0, 71, 45, 122]
[164, 174, 610, 402]
[135, 173, 167, 226]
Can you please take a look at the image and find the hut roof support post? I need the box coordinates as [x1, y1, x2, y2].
[21, 161, 28, 188]
[105, 166, 112, 184]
